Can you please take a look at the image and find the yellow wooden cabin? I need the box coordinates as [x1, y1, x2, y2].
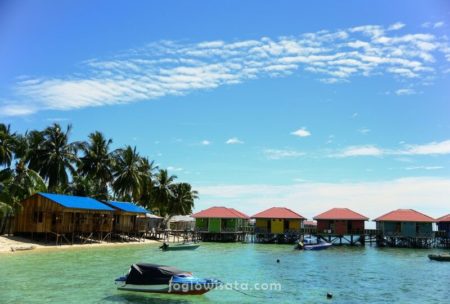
[251, 207, 306, 234]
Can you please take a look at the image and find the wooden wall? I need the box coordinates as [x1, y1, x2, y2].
[14, 194, 113, 234]
[317, 220, 365, 235]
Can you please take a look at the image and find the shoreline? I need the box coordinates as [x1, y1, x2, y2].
[0, 235, 161, 254]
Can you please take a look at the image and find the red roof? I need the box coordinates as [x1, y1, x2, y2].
[374, 209, 435, 222]
[191, 207, 249, 219]
[313, 208, 369, 221]
[436, 214, 450, 222]
[251, 207, 305, 219]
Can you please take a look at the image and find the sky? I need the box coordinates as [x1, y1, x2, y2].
[1, 0, 450, 221]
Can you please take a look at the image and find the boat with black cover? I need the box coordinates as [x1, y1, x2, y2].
[115, 263, 221, 295]
[428, 254, 450, 262]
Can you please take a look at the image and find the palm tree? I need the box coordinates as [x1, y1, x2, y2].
[0, 160, 46, 234]
[78, 131, 114, 199]
[153, 169, 177, 216]
[169, 182, 198, 216]
[33, 124, 80, 192]
[112, 146, 144, 201]
[136, 157, 158, 208]
[21, 130, 46, 172]
[0, 124, 17, 168]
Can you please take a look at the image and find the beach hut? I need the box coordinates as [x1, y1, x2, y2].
[192, 207, 249, 241]
[313, 208, 368, 235]
[168, 215, 195, 231]
[374, 209, 435, 237]
[437, 214, 450, 238]
[251, 207, 306, 234]
[14, 192, 114, 243]
[103, 201, 149, 237]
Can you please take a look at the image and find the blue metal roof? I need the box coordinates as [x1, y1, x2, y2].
[38, 193, 115, 211]
[106, 201, 149, 214]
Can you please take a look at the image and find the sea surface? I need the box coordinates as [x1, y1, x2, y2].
[0, 243, 449, 303]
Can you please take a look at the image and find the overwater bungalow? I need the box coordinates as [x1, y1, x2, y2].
[314, 208, 368, 235]
[251, 207, 306, 234]
[14, 192, 115, 244]
[374, 209, 435, 248]
[192, 207, 249, 241]
[437, 214, 450, 238]
[103, 201, 149, 238]
[313, 208, 369, 245]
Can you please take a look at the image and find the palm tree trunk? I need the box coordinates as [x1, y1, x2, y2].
[0, 211, 9, 235]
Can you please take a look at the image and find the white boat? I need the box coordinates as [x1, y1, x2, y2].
[115, 263, 221, 295]
[296, 237, 332, 251]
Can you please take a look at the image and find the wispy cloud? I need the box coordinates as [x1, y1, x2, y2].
[422, 21, 445, 29]
[167, 166, 184, 172]
[291, 127, 311, 137]
[335, 145, 384, 157]
[225, 137, 244, 144]
[401, 140, 450, 155]
[195, 177, 450, 219]
[395, 88, 416, 95]
[405, 166, 443, 171]
[2, 22, 450, 116]
[334, 139, 450, 157]
[201, 140, 211, 146]
[358, 128, 371, 134]
[263, 149, 305, 160]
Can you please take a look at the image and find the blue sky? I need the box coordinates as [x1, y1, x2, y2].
[1, 1, 450, 219]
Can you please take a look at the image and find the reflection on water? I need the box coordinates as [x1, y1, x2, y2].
[0, 243, 449, 303]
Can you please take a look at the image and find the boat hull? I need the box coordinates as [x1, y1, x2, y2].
[428, 254, 450, 262]
[161, 244, 200, 251]
[117, 283, 220, 295]
[304, 243, 332, 250]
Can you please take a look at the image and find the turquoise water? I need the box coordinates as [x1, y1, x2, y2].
[1, 243, 449, 303]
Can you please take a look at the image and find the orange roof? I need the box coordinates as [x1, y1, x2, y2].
[191, 206, 249, 219]
[374, 209, 435, 222]
[313, 208, 369, 221]
[436, 214, 450, 222]
[251, 207, 306, 219]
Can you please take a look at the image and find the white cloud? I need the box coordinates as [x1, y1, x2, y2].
[263, 149, 305, 160]
[335, 145, 384, 157]
[400, 140, 450, 155]
[388, 22, 405, 31]
[201, 140, 211, 146]
[291, 127, 311, 137]
[423, 21, 444, 29]
[395, 88, 416, 95]
[167, 166, 184, 172]
[358, 128, 371, 134]
[335, 140, 450, 157]
[405, 166, 444, 171]
[195, 177, 450, 220]
[225, 137, 244, 144]
[3, 22, 450, 116]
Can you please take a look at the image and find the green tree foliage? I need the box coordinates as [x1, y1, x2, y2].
[0, 123, 198, 233]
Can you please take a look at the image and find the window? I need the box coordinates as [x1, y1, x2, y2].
[33, 211, 43, 223]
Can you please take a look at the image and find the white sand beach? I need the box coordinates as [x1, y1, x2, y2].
[0, 235, 160, 253]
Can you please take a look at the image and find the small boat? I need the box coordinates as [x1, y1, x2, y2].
[160, 242, 200, 251]
[295, 238, 332, 251]
[10, 245, 35, 252]
[115, 263, 221, 295]
[428, 254, 450, 262]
